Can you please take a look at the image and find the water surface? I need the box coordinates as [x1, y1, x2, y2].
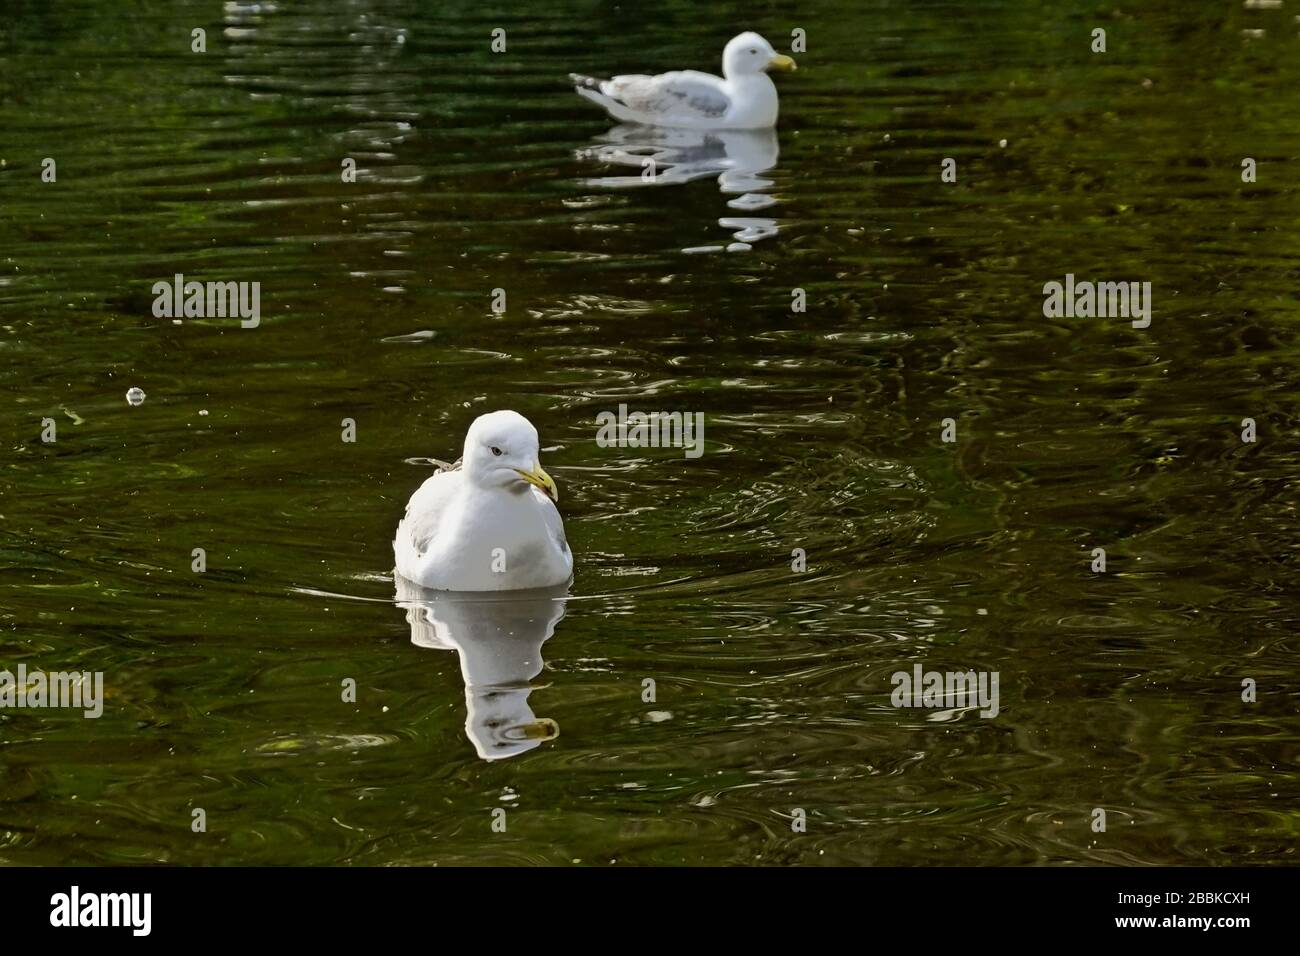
[1, 0, 1298, 865]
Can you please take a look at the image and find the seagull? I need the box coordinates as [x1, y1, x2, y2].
[571, 32, 796, 130]
[393, 411, 573, 591]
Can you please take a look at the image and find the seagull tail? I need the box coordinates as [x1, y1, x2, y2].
[575, 84, 637, 123]
[569, 73, 607, 92]
[571, 75, 642, 123]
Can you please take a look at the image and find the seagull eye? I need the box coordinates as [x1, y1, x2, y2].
[491, 446, 503, 456]
[750, 48, 758, 54]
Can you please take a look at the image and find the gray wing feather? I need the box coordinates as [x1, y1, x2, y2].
[401, 465, 460, 555]
[608, 71, 731, 120]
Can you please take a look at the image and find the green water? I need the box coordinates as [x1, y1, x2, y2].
[2, 0, 1298, 865]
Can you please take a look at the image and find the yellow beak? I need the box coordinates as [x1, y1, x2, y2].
[518, 718, 559, 741]
[515, 464, 559, 503]
[768, 54, 797, 72]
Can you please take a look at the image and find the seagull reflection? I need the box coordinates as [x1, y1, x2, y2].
[577, 123, 781, 250]
[395, 576, 568, 761]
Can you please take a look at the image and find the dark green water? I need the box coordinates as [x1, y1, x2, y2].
[2, 0, 1298, 865]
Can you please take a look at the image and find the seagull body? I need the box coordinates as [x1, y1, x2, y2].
[393, 411, 573, 591]
[571, 32, 796, 130]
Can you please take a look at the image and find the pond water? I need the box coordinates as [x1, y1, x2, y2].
[1, 0, 1297, 865]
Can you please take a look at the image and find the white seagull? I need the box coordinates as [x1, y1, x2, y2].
[571, 32, 796, 130]
[393, 411, 573, 591]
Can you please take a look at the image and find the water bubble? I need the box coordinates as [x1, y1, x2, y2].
[125, 387, 146, 406]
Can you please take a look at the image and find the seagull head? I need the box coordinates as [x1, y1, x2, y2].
[723, 32, 796, 79]
[462, 410, 559, 503]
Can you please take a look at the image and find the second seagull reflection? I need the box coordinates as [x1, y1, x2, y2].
[577, 123, 782, 251]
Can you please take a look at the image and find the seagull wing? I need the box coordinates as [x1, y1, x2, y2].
[393, 468, 462, 579]
[576, 70, 731, 125]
